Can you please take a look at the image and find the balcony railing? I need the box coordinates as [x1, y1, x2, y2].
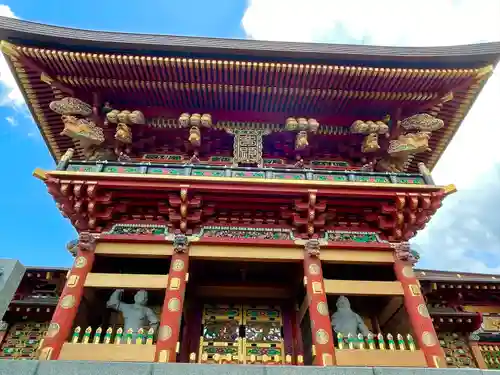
[59, 326, 426, 367]
[63, 160, 431, 186]
[333, 332, 426, 367]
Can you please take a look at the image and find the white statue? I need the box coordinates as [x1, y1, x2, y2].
[331, 296, 371, 339]
[107, 289, 159, 342]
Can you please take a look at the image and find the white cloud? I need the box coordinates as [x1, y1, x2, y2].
[5, 115, 16, 126]
[242, 0, 500, 273]
[0, 5, 24, 107]
[242, 0, 500, 46]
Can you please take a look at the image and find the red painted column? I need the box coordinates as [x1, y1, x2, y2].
[392, 242, 446, 368]
[155, 235, 190, 363]
[303, 239, 336, 366]
[38, 233, 97, 360]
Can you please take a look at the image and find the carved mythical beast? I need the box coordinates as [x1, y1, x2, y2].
[388, 132, 432, 157]
[305, 239, 321, 257]
[60, 115, 105, 145]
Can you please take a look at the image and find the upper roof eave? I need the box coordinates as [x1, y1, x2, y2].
[416, 268, 500, 283]
[1, 17, 500, 69]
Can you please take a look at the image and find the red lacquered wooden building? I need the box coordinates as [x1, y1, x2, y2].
[0, 267, 67, 360]
[1, 16, 499, 368]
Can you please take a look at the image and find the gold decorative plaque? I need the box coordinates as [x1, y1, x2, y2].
[232, 129, 265, 166]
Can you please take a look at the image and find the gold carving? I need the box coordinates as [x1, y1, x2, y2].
[422, 331, 437, 347]
[483, 316, 500, 331]
[400, 113, 444, 132]
[315, 329, 329, 345]
[158, 325, 173, 341]
[295, 131, 308, 150]
[0, 41, 20, 58]
[362, 133, 380, 153]
[317, 302, 329, 316]
[388, 132, 432, 157]
[60, 115, 105, 145]
[232, 129, 265, 166]
[74, 256, 87, 268]
[309, 264, 321, 275]
[189, 126, 201, 147]
[66, 275, 79, 288]
[49, 97, 92, 116]
[172, 259, 185, 272]
[46, 323, 60, 338]
[417, 304, 430, 318]
[409, 284, 421, 296]
[168, 298, 181, 312]
[115, 123, 132, 144]
[305, 239, 321, 257]
[60, 295, 76, 309]
[312, 282, 323, 294]
[169, 277, 181, 290]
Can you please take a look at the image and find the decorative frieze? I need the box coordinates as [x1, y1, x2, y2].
[326, 231, 385, 243]
[199, 226, 294, 240]
[104, 223, 169, 236]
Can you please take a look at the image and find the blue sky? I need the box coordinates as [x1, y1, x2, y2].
[0, 0, 499, 272]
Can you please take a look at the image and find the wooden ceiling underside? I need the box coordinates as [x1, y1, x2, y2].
[3, 43, 494, 171]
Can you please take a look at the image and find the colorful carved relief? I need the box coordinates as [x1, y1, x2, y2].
[0, 322, 49, 360]
[327, 231, 382, 243]
[438, 332, 477, 368]
[104, 224, 169, 236]
[200, 226, 292, 240]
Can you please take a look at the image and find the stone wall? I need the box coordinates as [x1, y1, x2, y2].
[0, 259, 25, 319]
[0, 361, 493, 375]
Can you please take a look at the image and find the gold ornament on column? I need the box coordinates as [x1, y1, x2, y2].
[315, 329, 329, 344]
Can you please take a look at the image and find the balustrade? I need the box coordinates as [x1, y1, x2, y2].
[479, 343, 500, 369]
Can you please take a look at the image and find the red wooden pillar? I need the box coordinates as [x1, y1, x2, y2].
[392, 242, 446, 368]
[38, 233, 97, 360]
[303, 239, 336, 366]
[155, 235, 190, 363]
